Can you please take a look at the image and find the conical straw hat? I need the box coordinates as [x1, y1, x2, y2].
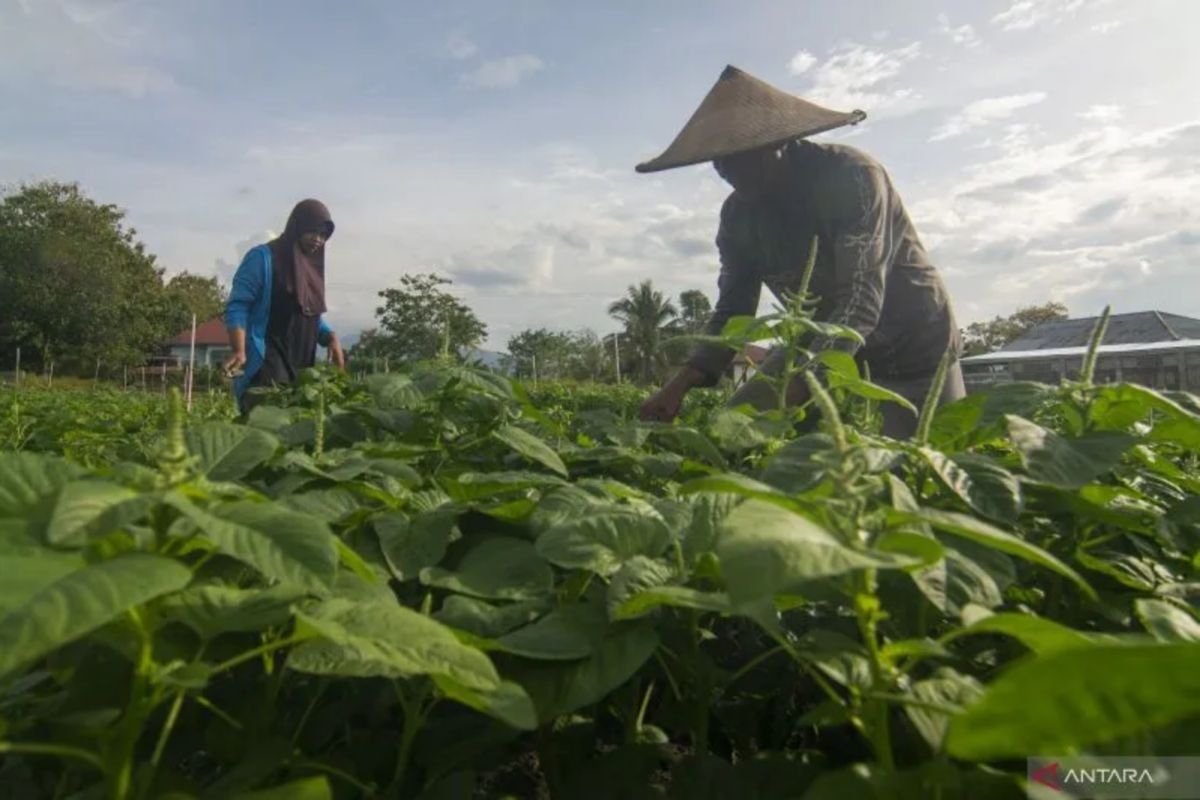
[635, 65, 866, 173]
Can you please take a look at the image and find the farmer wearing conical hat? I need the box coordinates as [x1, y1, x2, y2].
[637, 66, 964, 439]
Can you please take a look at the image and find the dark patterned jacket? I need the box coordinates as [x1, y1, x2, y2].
[688, 139, 961, 383]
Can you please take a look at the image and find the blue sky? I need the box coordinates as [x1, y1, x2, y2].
[2, 0, 1197, 349]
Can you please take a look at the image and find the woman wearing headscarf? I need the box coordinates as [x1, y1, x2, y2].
[223, 199, 346, 412]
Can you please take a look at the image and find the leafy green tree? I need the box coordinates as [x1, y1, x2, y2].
[506, 328, 612, 382]
[164, 272, 226, 334]
[678, 289, 712, 333]
[962, 301, 1069, 355]
[372, 273, 487, 363]
[0, 181, 173, 372]
[507, 328, 572, 380]
[607, 280, 678, 384]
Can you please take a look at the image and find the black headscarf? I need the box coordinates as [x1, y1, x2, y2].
[269, 199, 334, 317]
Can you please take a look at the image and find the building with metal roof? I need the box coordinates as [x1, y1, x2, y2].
[961, 311, 1200, 392]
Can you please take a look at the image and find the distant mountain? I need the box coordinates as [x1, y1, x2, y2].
[462, 347, 513, 373]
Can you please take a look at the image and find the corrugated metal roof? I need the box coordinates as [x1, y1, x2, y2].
[1000, 311, 1200, 352]
[963, 339, 1200, 365]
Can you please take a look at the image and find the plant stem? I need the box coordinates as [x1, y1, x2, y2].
[391, 680, 433, 793]
[194, 693, 244, 730]
[726, 645, 787, 689]
[291, 680, 331, 748]
[0, 741, 105, 772]
[856, 569, 896, 771]
[139, 690, 186, 800]
[211, 633, 307, 675]
[653, 650, 684, 702]
[111, 610, 157, 800]
[295, 758, 378, 796]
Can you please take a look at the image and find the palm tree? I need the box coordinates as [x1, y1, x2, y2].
[607, 280, 678, 384]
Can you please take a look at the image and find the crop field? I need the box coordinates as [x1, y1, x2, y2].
[1, 323, 1198, 799]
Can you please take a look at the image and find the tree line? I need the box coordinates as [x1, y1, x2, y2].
[0, 180, 1067, 382]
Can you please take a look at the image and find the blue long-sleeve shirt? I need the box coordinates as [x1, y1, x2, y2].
[224, 244, 334, 400]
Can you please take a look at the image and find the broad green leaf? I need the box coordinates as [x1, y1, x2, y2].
[911, 508, 1096, 600]
[826, 372, 918, 414]
[231, 776, 332, 800]
[874, 531, 945, 567]
[1091, 383, 1200, 448]
[185, 422, 279, 481]
[607, 556, 676, 620]
[679, 473, 798, 510]
[536, 509, 671, 576]
[817, 349, 860, 379]
[277, 489, 364, 523]
[880, 638, 953, 665]
[1006, 416, 1136, 488]
[683, 492, 739, 562]
[759, 434, 836, 494]
[708, 410, 787, 451]
[421, 537, 554, 600]
[170, 498, 337, 592]
[651, 498, 693, 537]
[0, 453, 80, 520]
[942, 612, 1106, 654]
[434, 595, 551, 638]
[289, 598, 499, 690]
[1135, 599, 1200, 642]
[492, 425, 568, 477]
[529, 484, 617, 531]
[0, 551, 85, 616]
[946, 642, 1200, 759]
[509, 621, 659, 723]
[45, 480, 147, 547]
[1075, 547, 1164, 591]
[367, 373, 427, 408]
[452, 471, 567, 501]
[928, 382, 1056, 452]
[0, 554, 192, 678]
[904, 668, 985, 751]
[911, 540, 1014, 617]
[650, 427, 728, 469]
[433, 676, 537, 730]
[374, 509, 455, 581]
[334, 538, 380, 584]
[718, 501, 915, 607]
[918, 450, 1022, 524]
[492, 603, 609, 660]
[613, 586, 733, 620]
[792, 630, 873, 689]
[159, 583, 306, 641]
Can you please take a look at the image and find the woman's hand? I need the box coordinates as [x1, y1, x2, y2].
[223, 349, 246, 377]
[327, 336, 347, 370]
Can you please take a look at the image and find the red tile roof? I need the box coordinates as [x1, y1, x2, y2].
[166, 317, 228, 347]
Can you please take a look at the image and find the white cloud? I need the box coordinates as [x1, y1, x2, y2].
[931, 92, 1048, 141]
[445, 33, 478, 60]
[911, 119, 1200, 320]
[1078, 104, 1123, 122]
[991, 0, 1099, 32]
[936, 13, 982, 48]
[0, 0, 176, 97]
[1091, 19, 1124, 34]
[461, 54, 544, 89]
[800, 41, 923, 112]
[788, 50, 817, 75]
